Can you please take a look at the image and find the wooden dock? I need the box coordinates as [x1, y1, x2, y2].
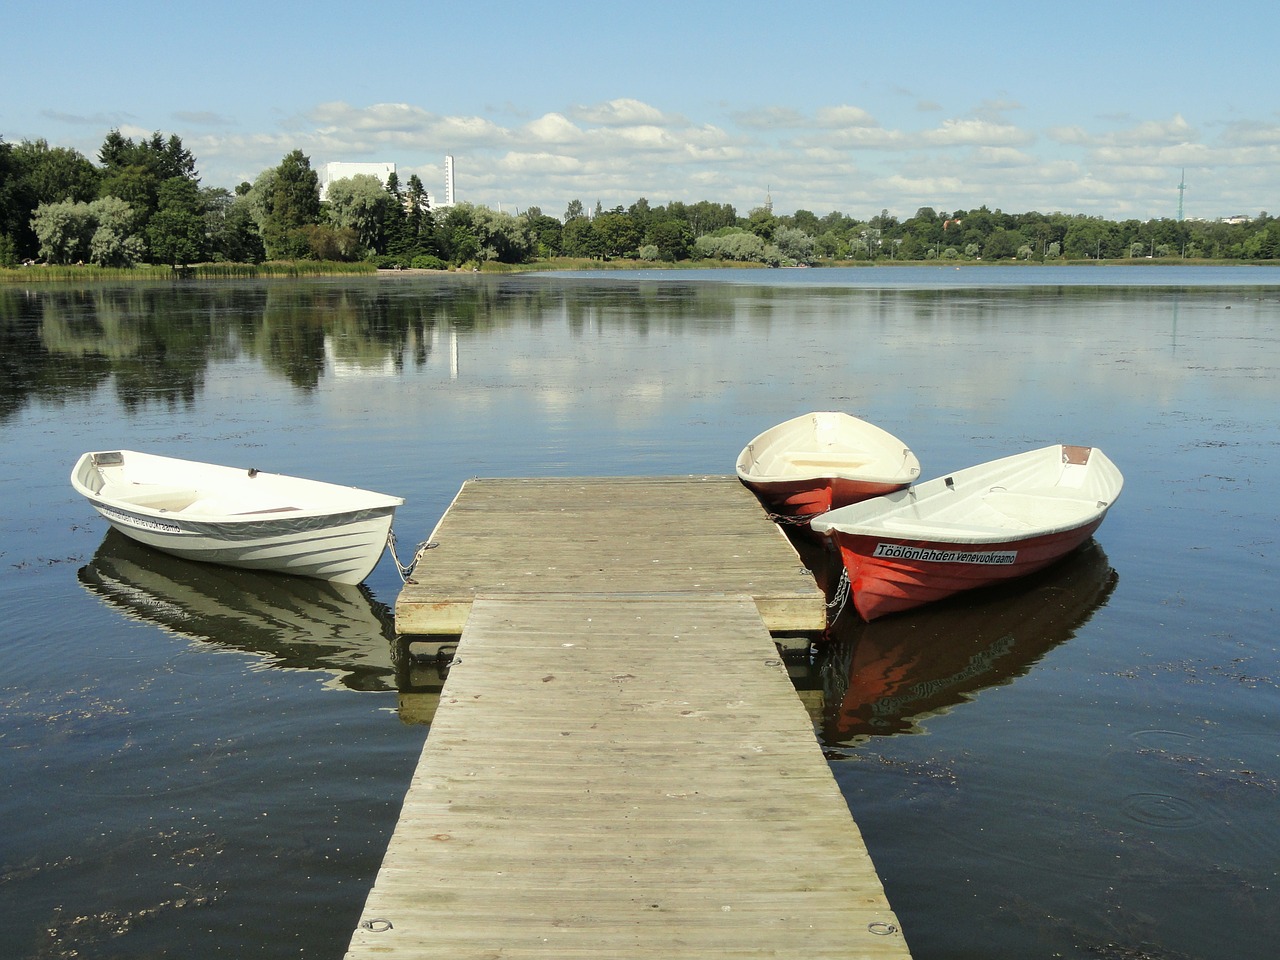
[348, 478, 909, 959]
[394, 476, 826, 636]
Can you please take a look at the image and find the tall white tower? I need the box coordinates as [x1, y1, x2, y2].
[444, 155, 455, 207]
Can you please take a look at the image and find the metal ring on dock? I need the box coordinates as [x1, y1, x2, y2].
[867, 920, 898, 936]
[360, 918, 394, 933]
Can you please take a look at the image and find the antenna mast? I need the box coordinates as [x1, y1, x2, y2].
[1177, 168, 1186, 221]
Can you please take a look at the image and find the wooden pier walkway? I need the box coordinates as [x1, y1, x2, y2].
[394, 476, 827, 636]
[347, 478, 909, 959]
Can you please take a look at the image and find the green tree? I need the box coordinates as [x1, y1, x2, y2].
[30, 200, 94, 263]
[646, 219, 693, 261]
[298, 224, 360, 260]
[522, 207, 563, 258]
[687, 200, 738, 235]
[982, 227, 1023, 260]
[0, 139, 18, 264]
[469, 205, 532, 263]
[397, 174, 437, 260]
[746, 206, 777, 241]
[88, 196, 146, 266]
[436, 205, 482, 265]
[98, 131, 199, 245]
[99, 129, 195, 182]
[324, 174, 395, 253]
[788, 209, 821, 235]
[814, 230, 848, 260]
[773, 225, 815, 264]
[203, 187, 264, 263]
[627, 197, 654, 237]
[148, 177, 206, 267]
[694, 230, 767, 262]
[561, 215, 598, 258]
[1063, 217, 1119, 259]
[252, 151, 322, 259]
[592, 210, 640, 258]
[99, 164, 159, 223]
[380, 172, 414, 261]
[8, 140, 100, 260]
[13, 139, 100, 205]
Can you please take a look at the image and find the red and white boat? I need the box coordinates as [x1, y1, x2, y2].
[809, 444, 1122, 621]
[735, 412, 920, 518]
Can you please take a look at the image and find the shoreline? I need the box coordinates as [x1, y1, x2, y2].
[4, 256, 1278, 285]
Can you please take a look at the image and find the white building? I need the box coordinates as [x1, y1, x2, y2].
[319, 161, 396, 201]
[318, 156, 456, 210]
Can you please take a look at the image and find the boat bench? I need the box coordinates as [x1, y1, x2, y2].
[882, 517, 1014, 538]
[984, 490, 1099, 526]
[182, 495, 303, 517]
[99, 483, 201, 512]
[779, 452, 873, 470]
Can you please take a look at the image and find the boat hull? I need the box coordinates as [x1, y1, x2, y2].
[71, 450, 402, 585]
[87, 500, 397, 585]
[739, 475, 910, 518]
[827, 519, 1106, 621]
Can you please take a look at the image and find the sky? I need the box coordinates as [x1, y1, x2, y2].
[5, 0, 1278, 222]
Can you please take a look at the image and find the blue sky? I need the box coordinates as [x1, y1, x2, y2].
[5, 0, 1277, 221]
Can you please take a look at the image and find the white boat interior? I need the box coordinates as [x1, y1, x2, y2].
[76, 450, 400, 519]
[737, 411, 919, 482]
[812, 445, 1122, 543]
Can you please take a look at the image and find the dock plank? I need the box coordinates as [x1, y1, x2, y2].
[395, 477, 825, 636]
[347, 595, 909, 960]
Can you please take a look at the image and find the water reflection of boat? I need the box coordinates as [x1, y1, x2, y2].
[819, 541, 1117, 746]
[78, 529, 398, 693]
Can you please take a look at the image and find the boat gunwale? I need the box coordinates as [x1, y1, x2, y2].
[70, 450, 404, 525]
[735, 411, 920, 486]
[810, 444, 1122, 546]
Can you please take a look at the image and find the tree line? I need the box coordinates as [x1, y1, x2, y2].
[4, 130, 1280, 270]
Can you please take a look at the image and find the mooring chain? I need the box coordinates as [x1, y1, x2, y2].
[386, 528, 434, 583]
[825, 566, 851, 622]
[767, 511, 814, 526]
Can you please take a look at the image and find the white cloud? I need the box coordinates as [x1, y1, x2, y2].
[130, 95, 1280, 220]
[732, 106, 810, 130]
[1220, 120, 1280, 147]
[815, 105, 877, 129]
[922, 117, 1034, 147]
[523, 113, 585, 144]
[498, 151, 584, 175]
[570, 98, 668, 126]
[1048, 113, 1196, 148]
[968, 146, 1037, 167]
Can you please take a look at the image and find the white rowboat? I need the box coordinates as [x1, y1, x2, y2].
[736, 412, 920, 518]
[71, 450, 403, 584]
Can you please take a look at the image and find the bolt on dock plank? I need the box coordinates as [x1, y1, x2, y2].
[351, 476, 910, 958]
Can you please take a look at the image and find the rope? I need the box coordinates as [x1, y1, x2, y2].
[386, 528, 432, 583]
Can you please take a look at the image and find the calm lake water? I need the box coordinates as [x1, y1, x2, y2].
[2, 265, 1276, 959]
